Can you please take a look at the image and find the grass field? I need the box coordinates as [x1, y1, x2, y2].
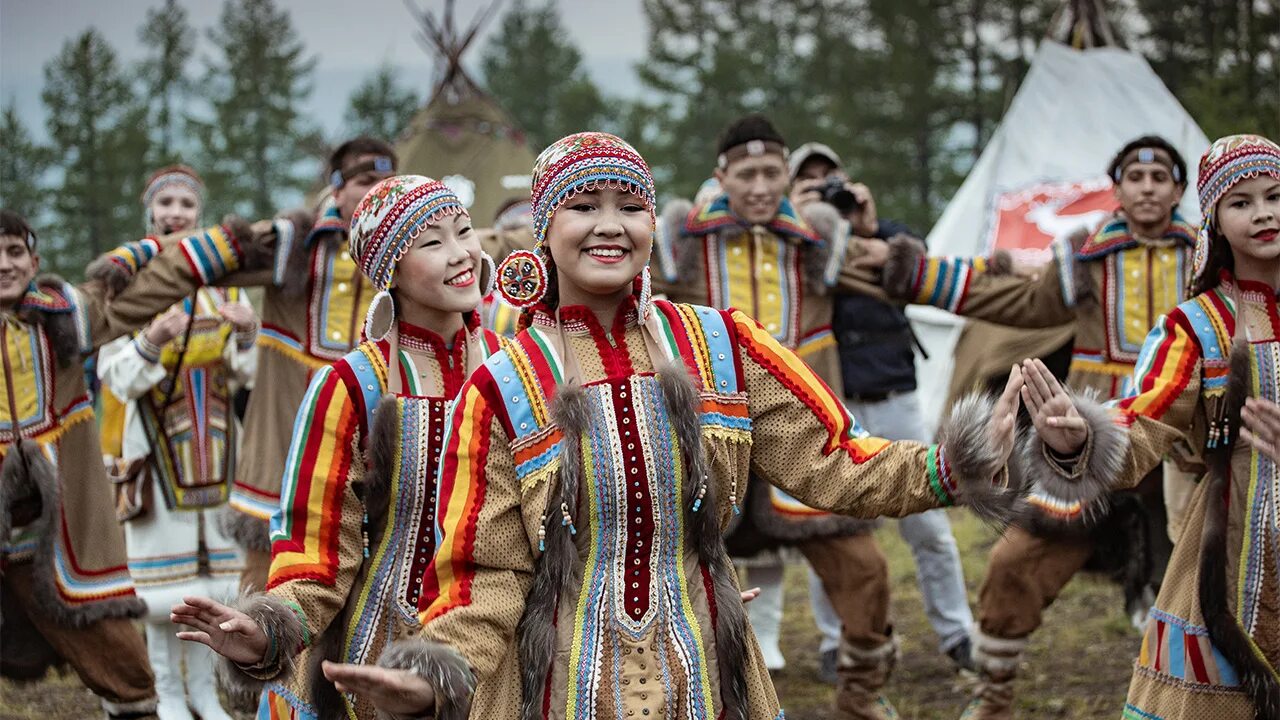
[0, 510, 1135, 719]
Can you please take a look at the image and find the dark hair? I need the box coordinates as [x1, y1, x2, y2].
[1107, 135, 1188, 185]
[327, 136, 398, 177]
[1191, 225, 1235, 296]
[717, 114, 786, 156]
[0, 209, 36, 251]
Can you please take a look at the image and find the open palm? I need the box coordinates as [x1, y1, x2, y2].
[322, 660, 435, 717]
[171, 595, 269, 666]
[1020, 358, 1088, 455]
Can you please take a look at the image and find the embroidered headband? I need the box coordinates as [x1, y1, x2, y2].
[348, 174, 476, 340]
[717, 139, 788, 170]
[1191, 134, 1280, 281]
[330, 155, 395, 189]
[142, 165, 205, 207]
[1113, 147, 1182, 183]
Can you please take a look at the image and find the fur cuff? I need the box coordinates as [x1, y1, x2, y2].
[935, 393, 1028, 526]
[987, 249, 1014, 276]
[219, 506, 272, 552]
[971, 626, 1026, 679]
[220, 214, 273, 275]
[215, 593, 306, 696]
[882, 234, 926, 300]
[1018, 390, 1129, 525]
[656, 199, 693, 284]
[376, 638, 475, 720]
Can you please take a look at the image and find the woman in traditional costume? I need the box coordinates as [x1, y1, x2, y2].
[96, 165, 256, 720]
[1019, 134, 1280, 719]
[170, 175, 503, 720]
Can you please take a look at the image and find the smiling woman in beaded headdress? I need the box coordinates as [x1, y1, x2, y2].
[169, 175, 504, 720]
[94, 164, 258, 720]
[1020, 134, 1280, 719]
[253, 132, 1031, 720]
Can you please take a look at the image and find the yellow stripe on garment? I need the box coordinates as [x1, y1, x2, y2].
[257, 334, 333, 370]
[1069, 356, 1135, 378]
[426, 383, 485, 619]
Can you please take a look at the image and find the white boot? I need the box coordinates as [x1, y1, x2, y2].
[182, 635, 233, 720]
[146, 623, 194, 720]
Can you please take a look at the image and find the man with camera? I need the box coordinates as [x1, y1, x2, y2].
[789, 142, 977, 677]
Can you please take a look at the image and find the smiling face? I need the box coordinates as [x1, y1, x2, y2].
[1114, 160, 1182, 231]
[148, 184, 201, 235]
[391, 212, 484, 318]
[0, 235, 38, 309]
[1217, 175, 1280, 269]
[715, 153, 789, 225]
[544, 187, 654, 306]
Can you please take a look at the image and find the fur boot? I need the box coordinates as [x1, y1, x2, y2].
[957, 629, 1026, 720]
[834, 636, 901, 720]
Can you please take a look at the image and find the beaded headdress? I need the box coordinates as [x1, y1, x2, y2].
[1192, 134, 1280, 281]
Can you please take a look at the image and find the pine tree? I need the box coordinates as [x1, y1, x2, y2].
[0, 104, 53, 224]
[138, 0, 195, 163]
[191, 0, 320, 220]
[479, 0, 606, 150]
[41, 30, 152, 276]
[345, 63, 419, 142]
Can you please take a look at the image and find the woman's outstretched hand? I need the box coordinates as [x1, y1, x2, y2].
[171, 596, 269, 666]
[1241, 397, 1280, 463]
[989, 364, 1024, 465]
[1020, 358, 1088, 455]
[322, 660, 435, 717]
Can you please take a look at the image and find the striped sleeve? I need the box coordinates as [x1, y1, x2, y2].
[903, 250, 1076, 328]
[264, 363, 366, 643]
[1104, 309, 1205, 490]
[732, 309, 963, 517]
[419, 369, 535, 679]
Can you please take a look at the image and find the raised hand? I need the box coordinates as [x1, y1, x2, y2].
[1241, 397, 1280, 464]
[989, 364, 1024, 465]
[218, 302, 259, 334]
[850, 237, 891, 271]
[322, 660, 435, 717]
[145, 305, 190, 347]
[740, 586, 762, 604]
[1020, 358, 1088, 455]
[171, 596, 269, 666]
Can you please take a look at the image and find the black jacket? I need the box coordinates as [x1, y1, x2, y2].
[834, 217, 919, 396]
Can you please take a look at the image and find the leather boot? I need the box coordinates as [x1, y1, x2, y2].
[957, 628, 1025, 720]
[177, 633, 233, 720]
[833, 636, 900, 720]
[145, 623, 194, 720]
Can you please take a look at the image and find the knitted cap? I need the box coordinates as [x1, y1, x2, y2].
[1192, 134, 1280, 280]
[348, 174, 468, 293]
[530, 132, 656, 250]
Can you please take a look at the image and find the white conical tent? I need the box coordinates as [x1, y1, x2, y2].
[909, 39, 1210, 430]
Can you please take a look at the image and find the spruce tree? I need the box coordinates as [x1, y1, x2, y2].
[479, 0, 606, 150]
[345, 63, 420, 143]
[138, 0, 195, 164]
[41, 29, 151, 276]
[191, 0, 320, 220]
[0, 105, 53, 224]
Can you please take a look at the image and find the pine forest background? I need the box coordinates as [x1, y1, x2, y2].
[1, 0, 1276, 279]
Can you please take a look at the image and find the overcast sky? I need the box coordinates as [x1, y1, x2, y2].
[0, 0, 648, 140]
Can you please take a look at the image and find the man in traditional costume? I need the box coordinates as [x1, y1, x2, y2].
[1018, 133, 1280, 719]
[867, 136, 1197, 719]
[0, 207, 264, 719]
[652, 115, 973, 717]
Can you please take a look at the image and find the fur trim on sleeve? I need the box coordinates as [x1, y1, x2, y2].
[988, 249, 1014, 275]
[656, 199, 694, 284]
[376, 638, 476, 720]
[798, 202, 849, 295]
[881, 234, 927, 300]
[935, 392, 1029, 526]
[1017, 389, 1129, 526]
[215, 593, 307, 696]
[218, 506, 273, 553]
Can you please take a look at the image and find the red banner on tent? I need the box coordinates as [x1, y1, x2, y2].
[988, 176, 1116, 264]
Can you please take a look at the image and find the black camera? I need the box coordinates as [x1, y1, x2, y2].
[819, 176, 861, 214]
